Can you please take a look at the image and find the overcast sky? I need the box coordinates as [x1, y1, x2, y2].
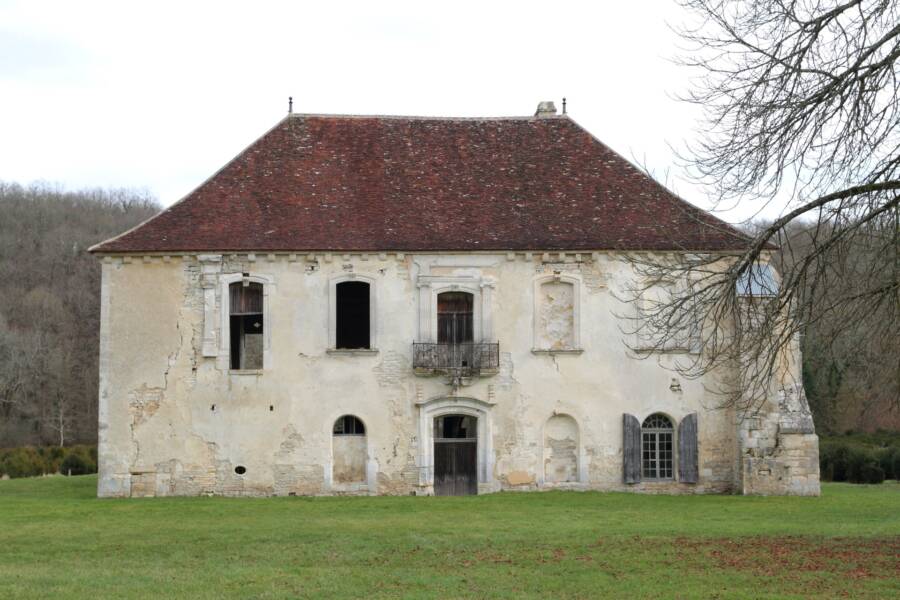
[1, 0, 766, 224]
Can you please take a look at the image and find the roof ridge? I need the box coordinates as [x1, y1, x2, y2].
[288, 112, 571, 122]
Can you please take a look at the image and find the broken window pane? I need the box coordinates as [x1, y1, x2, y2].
[336, 281, 370, 349]
[229, 281, 263, 369]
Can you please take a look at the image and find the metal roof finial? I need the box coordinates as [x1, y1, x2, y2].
[288, 96, 293, 114]
[562, 97, 567, 115]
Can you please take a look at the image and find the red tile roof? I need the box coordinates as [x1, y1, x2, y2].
[90, 114, 750, 253]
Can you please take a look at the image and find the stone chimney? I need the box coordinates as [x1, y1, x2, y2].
[534, 101, 557, 117]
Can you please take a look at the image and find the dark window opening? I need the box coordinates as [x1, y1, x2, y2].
[234, 465, 247, 475]
[229, 281, 263, 370]
[333, 415, 366, 435]
[336, 281, 370, 349]
[437, 291, 474, 344]
[641, 413, 674, 480]
[434, 414, 476, 440]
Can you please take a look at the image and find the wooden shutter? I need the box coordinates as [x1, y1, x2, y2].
[678, 412, 699, 484]
[623, 413, 641, 484]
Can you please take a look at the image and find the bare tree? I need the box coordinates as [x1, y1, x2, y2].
[0, 182, 159, 446]
[622, 0, 899, 417]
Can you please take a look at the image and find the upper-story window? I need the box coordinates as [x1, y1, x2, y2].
[437, 291, 474, 344]
[335, 281, 371, 349]
[736, 262, 779, 297]
[229, 281, 264, 370]
[329, 275, 377, 352]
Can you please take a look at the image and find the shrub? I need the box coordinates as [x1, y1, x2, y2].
[36, 446, 66, 474]
[847, 447, 885, 484]
[0, 447, 48, 478]
[893, 452, 900, 482]
[0, 446, 97, 478]
[859, 462, 886, 484]
[60, 453, 91, 476]
[876, 447, 897, 481]
[821, 442, 851, 482]
[60, 445, 97, 476]
[820, 442, 886, 485]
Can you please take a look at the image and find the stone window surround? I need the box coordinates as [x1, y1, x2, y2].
[217, 272, 275, 371]
[327, 273, 378, 353]
[415, 395, 496, 493]
[532, 272, 582, 352]
[416, 275, 495, 343]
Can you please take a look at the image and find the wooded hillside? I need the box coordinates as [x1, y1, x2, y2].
[0, 182, 159, 446]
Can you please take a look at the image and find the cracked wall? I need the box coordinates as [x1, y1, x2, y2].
[97, 252, 808, 497]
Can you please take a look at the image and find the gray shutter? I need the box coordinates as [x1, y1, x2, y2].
[678, 412, 699, 484]
[623, 413, 641, 484]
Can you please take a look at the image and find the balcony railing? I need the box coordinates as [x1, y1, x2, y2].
[412, 342, 500, 376]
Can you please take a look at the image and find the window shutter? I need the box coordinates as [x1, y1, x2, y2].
[623, 413, 641, 484]
[678, 412, 699, 484]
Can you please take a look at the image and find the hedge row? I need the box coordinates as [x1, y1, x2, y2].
[820, 441, 900, 484]
[0, 445, 97, 478]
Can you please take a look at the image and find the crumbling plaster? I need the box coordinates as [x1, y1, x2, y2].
[97, 251, 817, 497]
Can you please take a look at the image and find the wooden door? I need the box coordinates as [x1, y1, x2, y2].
[434, 440, 477, 496]
[433, 414, 477, 496]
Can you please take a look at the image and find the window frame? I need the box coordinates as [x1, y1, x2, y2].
[219, 272, 274, 371]
[641, 413, 676, 481]
[333, 414, 367, 436]
[416, 276, 493, 343]
[228, 281, 265, 370]
[328, 274, 377, 352]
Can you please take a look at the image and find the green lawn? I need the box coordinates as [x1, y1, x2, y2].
[1, 477, 898, 599]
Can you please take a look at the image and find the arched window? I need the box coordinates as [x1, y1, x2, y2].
[332, 415, 366, 484]
[229, 281, 263, 370]
[335, 281, 371, 349]
[641, 414, 674, 480]
[437, 291, 474, 344]
[333, 415, 366, 435]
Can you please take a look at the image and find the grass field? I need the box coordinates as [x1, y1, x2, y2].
[1, 477, 898, 599]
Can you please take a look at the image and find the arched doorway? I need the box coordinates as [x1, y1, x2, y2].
[332, 415, 367, 484]
[433, 414, 477, 496]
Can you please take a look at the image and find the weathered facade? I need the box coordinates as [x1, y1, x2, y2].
[91, 103, 819, 497]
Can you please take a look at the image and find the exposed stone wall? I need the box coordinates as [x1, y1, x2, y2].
[543, 414, 579, 483]
[96, 251, 815, 497]
[740, 384, 821, 496]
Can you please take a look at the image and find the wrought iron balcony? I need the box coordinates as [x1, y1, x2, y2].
[412, 342, 500, 376]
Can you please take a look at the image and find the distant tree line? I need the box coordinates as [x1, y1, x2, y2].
[0, 182, 159, 446]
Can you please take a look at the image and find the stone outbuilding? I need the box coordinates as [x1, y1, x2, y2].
[89, 102, 819, 497]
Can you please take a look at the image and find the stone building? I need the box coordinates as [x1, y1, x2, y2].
[89, 102, 819, 497]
